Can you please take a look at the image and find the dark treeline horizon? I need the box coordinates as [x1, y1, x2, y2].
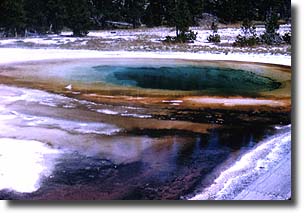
[0, 0, 291, 37]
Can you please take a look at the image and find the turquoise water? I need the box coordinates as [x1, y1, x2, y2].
[64, 65, 280, 95]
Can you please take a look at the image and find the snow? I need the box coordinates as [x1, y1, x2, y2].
[190, 125, 291, 200]
[186, 97, 286, 106]
[88, 32, 138, 40]
[87, 27, 173, 38]
[96, 109, 119, 115]
[120, 113, 152, 118]
[0, 48, 291, 66]
[0, 138, 61, 193]
[86, 24, 290, 44]
[191, 24, 291, 45]
[65, 84, 72, 90]
[162, 100, 183, 103]
[0, 36, 79, 46]
[0, 24, 291, 52]
[23, 115, 121, 135]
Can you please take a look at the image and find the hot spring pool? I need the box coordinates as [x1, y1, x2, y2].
[64, 65, 281, 94]
[1, 58, 290, 99]
[0, 58, 291, 200]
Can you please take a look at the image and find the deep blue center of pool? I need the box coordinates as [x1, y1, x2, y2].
[68, 65, 280, 94]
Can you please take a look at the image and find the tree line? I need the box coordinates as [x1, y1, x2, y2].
[0, 0, 291, 37]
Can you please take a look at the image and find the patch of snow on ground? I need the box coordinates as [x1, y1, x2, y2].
[0, 36, 79, 46]
[0, 138, 61, 193]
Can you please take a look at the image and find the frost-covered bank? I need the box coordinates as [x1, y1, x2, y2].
[0, 48, 290, 66]
[189, 125, 291, 200]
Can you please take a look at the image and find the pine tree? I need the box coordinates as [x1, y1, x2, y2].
[207, 21, 220, 43]
[163, 0, 176, 27]
[0, 0, 292, 37]
[265, 8, 280, 35]
[88, 0, 103, 28]
[89, 0, 123, 28]
[46, 0, 66, 34]
[63, 0, 91, 36]
[236, 0, 256, 21]
[24, 0, 48, 34]
[233, 19, 259, 47]
[186, 0, 203, 25]
[122, 0, 145, 28]
[215, 0, 238, 23]
[174, 0, 192, 36]
[163, 0, 197, 43]
[261, 7, 281, 45]
[0, 0, 25, 37]
[143, 0, 164, 27]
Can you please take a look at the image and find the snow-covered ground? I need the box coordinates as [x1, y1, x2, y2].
[0, 24, 291, 56]
[0, 138, 61, 193]
[192, 24, 291, 45]
[189, 125, 291, 200]
[0, 36, 79, 46]
[0, 48, 291, 66]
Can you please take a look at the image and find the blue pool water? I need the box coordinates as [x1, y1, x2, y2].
[63, 65, 281, 95]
